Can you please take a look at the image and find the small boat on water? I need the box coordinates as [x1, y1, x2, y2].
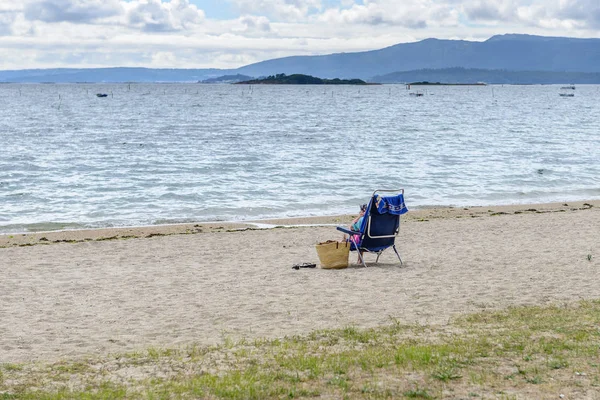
[96, 93, 108, 98]
[409, 91, 424, 97]
[559, 85, 575, 97]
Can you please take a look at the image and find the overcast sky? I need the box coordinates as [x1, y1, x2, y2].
[1, 0, 599, 70]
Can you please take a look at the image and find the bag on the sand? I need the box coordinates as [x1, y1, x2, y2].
[315, 240, 349, 269]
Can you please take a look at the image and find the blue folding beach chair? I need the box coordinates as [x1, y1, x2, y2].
[337, 189, 408, 267]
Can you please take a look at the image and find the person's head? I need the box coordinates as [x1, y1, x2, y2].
[359, 203, 367, 214]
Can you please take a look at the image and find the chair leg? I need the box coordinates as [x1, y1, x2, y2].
[375, 252, 381, 263]
[393, 245, 403, 266]
[350, 236, 367, 267]
[358, 250, 367, 268]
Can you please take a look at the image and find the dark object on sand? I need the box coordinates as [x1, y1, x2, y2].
[292, 263, 316, 270]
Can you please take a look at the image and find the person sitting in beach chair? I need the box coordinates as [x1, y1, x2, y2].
[337, 190, 408, 267]
[342, 203, 367, 244]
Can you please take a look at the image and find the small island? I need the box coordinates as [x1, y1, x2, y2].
[236, 73, 376, 85]
[199, 74, 253, 84]
[408, 81, 487, 86]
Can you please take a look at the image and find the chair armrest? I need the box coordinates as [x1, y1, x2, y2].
[336, 226, 357, 235]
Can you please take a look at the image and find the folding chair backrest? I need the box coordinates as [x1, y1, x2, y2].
[359, 198, 400, 252]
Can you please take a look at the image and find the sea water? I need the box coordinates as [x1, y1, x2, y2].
[1, 83, 599, 233]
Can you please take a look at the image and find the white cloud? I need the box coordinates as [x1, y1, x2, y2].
[150, 50, 177, 66]
[228, 0, 321, 21]
[531, 0, 600, 29]
[319, 0, 460, 28]
[0, 0, 23, 35]
[233, 15, 272, 33]
[463, 0, 519, 22]
[23, 0, 123, 23]
[0, 14, 13, 35]
[462, 0, 600, 30]
[124, 0, 205, 32]
[0, 2, 24, 12]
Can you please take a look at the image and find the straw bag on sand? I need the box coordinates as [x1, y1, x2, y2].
[315, 240, 350, 269]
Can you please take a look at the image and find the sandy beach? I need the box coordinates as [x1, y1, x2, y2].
[1, 201, 599, 364]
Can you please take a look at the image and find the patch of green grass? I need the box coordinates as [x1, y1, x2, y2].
[327, 374, 349, 390]
[275, 352, 323, 379]
[548, 358, 568, 370]
[1, 364, 23, 372]
[431, 365, 462, 382]
[525, 375, 543, 384]
[403, 387, 433, 399]
[393, 344, 450, 368]
[145, 346, 177, 360]
[2, 300, 600, 399]
[341, 325, 376, 343]
[52, 361, 92, 374]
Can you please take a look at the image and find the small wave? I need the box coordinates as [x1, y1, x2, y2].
[0, 222, 88, 234]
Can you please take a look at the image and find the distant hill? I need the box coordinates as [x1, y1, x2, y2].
[3, 34, 600, 83]
[372, 67, 600, 84]
[237, 73, 369, 85]
[235, 34, 600, 80]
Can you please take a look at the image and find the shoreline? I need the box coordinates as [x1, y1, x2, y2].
[1, 200, 596, 248]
